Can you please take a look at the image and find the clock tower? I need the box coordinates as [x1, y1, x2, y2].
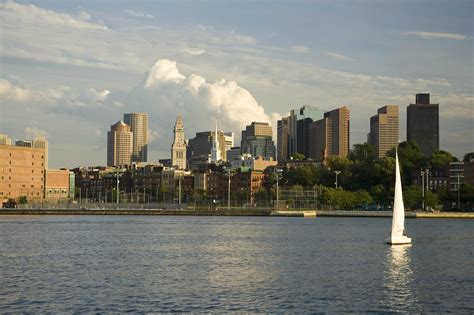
[171, 115, 187, 169]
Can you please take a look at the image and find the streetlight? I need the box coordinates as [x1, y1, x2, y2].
[334, 171, 341, 189]
[275, 168, 283, 210]
[457, 173, 461, 210]
[425, 169, 430, 191]
[421, 170, 425, 210]
[224, 167, 232, 211]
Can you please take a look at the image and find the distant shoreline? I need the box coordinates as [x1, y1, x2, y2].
[1, 209, 473, 219]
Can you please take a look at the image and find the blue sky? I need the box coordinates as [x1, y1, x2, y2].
[0, 0, 472, 167]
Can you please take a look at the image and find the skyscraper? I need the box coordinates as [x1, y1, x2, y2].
[278, 105, 324, 160]
[123, 112, 148, 162]
[407, 93, 439, 157]
[107, 120, 133, 166]
[277, 117, 289, 161]
[368, 105, 399, 158]
[171, 115, 187, 170]
[241, 122, 276, 160]
[308, 106, 350, 161]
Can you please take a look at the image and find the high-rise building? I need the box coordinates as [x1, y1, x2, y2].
[277, 117, 289, 161]
[407, 93, 439, 157]
[107, 120, 133, 166]
[0, 134, 12, 145]
[32, 136, 49, 169]
[368, 105, 399, 158]
[124, 112, 148, 163]
[241, 122, 276, 160]
[171, 115, 187, 170]
[224, 132, 234, 152]
[308, 106, 350, 161]
[279, 105, 324, 160]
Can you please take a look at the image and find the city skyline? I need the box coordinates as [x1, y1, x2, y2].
[0, 1, 472, 168]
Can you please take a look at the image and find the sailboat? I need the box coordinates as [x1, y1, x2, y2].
[386, 150, 412, 245]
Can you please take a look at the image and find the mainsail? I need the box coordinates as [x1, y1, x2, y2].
[391, 150, 405, 238]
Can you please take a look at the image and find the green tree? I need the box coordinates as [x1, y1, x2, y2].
[430, 150, 454, 168]
[18, 196, 28, 204]
[291, 152, 305, 161]
[403, 185, 422, 210]
[349, 143, 376, 163]
[388, 141, 426, 186]
[425, 190, 439, 210]
[463, 152, 474, 162]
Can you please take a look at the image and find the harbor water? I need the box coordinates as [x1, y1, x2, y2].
[0, 216, 473, 312]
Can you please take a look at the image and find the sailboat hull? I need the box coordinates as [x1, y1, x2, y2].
[385, 235, 412, 245]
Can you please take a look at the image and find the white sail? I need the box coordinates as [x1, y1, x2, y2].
[387, 150, 411, 245]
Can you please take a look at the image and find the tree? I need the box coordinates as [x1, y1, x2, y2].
[424, 190, 439, 210]
[463, 152, 474, 162]
[403, 185, 422, 210]
[430, 150, 454, 169]
[349, 143, 376, 163]
[388, 141, 426, 186]
[18, 196, 28, 204]
[291, 152, 305, 161]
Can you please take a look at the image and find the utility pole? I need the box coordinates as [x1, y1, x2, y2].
[334, 171, 341, 189]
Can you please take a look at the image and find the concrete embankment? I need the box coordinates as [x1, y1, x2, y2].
[1, 209, 473, 218]
[0, 208, 271, 216]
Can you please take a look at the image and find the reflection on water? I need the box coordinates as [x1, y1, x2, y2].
[383, 245, 419, 311]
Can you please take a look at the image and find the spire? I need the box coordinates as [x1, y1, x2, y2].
[211, 119, 221, 163]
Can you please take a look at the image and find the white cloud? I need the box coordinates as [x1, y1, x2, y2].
[0, 1, 108, 30]
[182, 48, 206, 55]
[124, 9, 153, 19]
[403, 32, 467, 40]
[24, 127, 48, 139]
[137, 59, 279, 144]
[0, 79, 63, 103]
[290, 45, 310, 53]
[325, 52, 354, 61]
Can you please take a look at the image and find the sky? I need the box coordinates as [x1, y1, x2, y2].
[0, 0, 472, 168]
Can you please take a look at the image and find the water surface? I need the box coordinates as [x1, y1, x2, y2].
[0, 216, 473, 312]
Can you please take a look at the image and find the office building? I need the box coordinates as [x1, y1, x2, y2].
[368, 105, 399, 158]
[308, 106, 350, 161]
[124, 113, 148, 163]
[45, 169, 71, 202]
[407, 93, 439, 157]
[171, 115, 187, 170]
[278, 105, 324, 160]
[107, 120, 133, 166]
[211, 122, 221, 163]
[0, 144, 46, 201]
[277, 117, 289, 161]
[241, 122, 276, 160]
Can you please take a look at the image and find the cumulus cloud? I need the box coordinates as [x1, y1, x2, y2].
[402, 31, 467, 40]
[325, 52, 354, 61]
[133, 59, 279, 145]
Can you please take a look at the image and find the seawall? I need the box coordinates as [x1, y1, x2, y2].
[1, 208, 473, 218]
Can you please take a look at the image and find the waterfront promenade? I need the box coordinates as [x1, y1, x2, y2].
[1, 207, 473, 218]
